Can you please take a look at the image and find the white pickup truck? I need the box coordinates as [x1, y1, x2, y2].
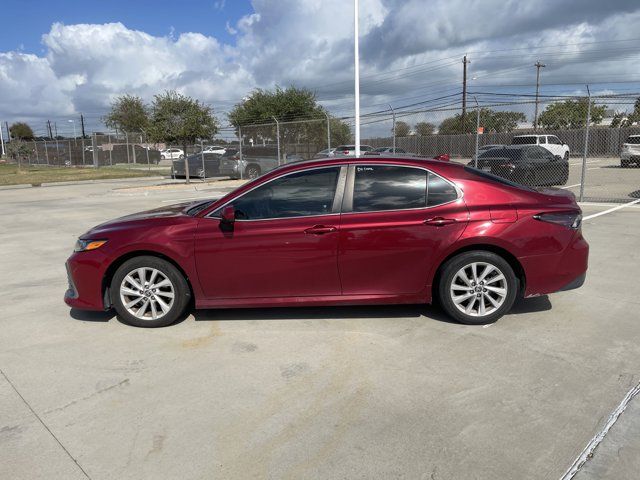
[512, 135, 570, 160]
[621, 135, 640, 168]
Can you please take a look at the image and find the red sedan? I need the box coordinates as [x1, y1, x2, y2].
[65, 157, 588, 327]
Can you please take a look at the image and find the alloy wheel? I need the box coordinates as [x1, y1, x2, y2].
[119, 267, 175, 320]
[450, 262, 508, 317]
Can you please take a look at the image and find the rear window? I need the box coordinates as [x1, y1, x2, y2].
[353, 165, 427, 212]
[479, 148, 524, 161]
[626, 136, 640, 145]
[512, 136, 537, 145]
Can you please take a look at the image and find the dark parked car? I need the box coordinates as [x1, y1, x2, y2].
[66, 156, 588, 328]
[172, 153, 221, 178]
[219, 146, 303, 179]
[469, 145, 569, 186]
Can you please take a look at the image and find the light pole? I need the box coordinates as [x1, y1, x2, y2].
[272, 116, 281, 165]
[388, 104, 396, 153]
[354, 0, 361, 157]
[68, 119, 77, 146]
[534, 61, 546, 131]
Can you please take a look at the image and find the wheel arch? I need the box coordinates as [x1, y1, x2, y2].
[431, 244, 526, 302]
[102, 250, 194, 309]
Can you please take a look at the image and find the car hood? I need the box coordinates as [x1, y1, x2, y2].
[84, 200, 211, 237]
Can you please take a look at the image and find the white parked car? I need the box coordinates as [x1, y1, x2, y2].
[160, 148, 184, 160]
[202, 145, 227, 155]
[512, 135, 569, 160]
[333, 145, 375, 156]
[621, 135, 640, 168]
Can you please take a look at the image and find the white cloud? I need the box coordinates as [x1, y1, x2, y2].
[0, 1, 639, 133]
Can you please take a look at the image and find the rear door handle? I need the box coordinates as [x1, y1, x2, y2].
[304, 225, 337, 235]
[423, 217, 457, 227]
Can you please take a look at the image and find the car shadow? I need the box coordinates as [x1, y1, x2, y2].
[69, 308, 116, 322]
[511, 295, 552, 314]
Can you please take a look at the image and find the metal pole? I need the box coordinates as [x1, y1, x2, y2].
[388, 104, 396, 153]
[108, 135, 113, 166]
[238, 126, 243, 180]
[534, 61, 546, 131]
[324, 111, 331, 151]
[92, 133, 99, 168]
[33, 140, 39, 164]
[272, 116, 281, 165]
[144, 134, 150, 171]
[55, 138, 60, 165]
[125, 132, 131, 165]
[81, 138, 86, 165]
[354, 0, 361, 157]
[0, 121, 5, 157]
[462, 55, 469, 128]
[201, 138, 205, 180]
[579, 86, 591, 202]
[68, 139, 72, 166]
[44, 139, 49, 165]
[474, 96, 480, 168]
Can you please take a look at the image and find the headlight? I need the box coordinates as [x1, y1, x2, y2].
[74, 239, 108, 252]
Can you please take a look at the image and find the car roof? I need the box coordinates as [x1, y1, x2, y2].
[483, 145, 534, 151]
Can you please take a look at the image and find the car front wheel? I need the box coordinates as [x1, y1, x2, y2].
[438, 251, 518, 325]
[111, 256, 190, 328]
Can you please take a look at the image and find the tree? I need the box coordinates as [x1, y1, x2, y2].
[538, 99, 607, 130]
[229, 86, 349, 151]
[438, 109, 526, 135]
[610, 97, 640, 128]
[104, 94, 150, 133]
[9, 122, 34, 140]
[394, 121, 411, 137]
[415, 122, 435, 136]
[149, 90, 218, 153]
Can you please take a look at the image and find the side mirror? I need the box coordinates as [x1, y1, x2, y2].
[219, 205, 235, 232]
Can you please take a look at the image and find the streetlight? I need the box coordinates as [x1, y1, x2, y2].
[354, 0, 361, 157]
[68, 119, 77, 145]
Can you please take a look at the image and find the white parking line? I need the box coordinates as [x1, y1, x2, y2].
[561, 183, 581, 189]
[582, 198, 640, 220]
[560, 381, 640, 480]
[569, 160, 601, 166]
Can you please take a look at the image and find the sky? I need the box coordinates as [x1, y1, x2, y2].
[1, 0, 640, 137]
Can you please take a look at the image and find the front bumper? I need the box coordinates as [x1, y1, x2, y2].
[64, 251, 110, 311]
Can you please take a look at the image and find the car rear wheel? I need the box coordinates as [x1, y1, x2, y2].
[111, 256, 190, 328]
[438, 251, 518, 325]
[245, 165, 261, 179]
[621, 159, 629, 168]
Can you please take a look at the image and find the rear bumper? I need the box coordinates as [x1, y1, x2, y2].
[520, 231, 589, 297]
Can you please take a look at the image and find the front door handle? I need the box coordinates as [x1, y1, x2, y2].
[304, 225, 337, 235]
[423, 217, 457, 227]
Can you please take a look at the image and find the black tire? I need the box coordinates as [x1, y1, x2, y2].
[621, 159, 629, 168]
[111, 256, 190, 328]
[245, 165, 261, 179]
[179, 154, 184, 160]
[438, 251, 518, 325]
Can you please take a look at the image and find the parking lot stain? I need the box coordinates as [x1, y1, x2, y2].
[181, 322, 222, 348]
[232, 341, 258, 353]
[280, 362, 310, 379]
[43, 378, 130, 415]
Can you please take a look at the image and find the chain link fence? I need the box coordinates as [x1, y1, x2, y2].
[2, 94, 639, 202]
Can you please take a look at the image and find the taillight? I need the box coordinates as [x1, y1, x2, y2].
[231, 154, 240, 160]
[343, 150, 349, 155]
[533, 212, 582, 229]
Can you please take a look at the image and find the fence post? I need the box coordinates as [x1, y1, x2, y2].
[92, 133, 99, 168]
[474, 96, 480, 168]
[144, 134, 150, 171]
[579, 87, 591, 202]
[325, 112, 331, 151]
[201, 138, 205, 181]
[44, 139, 49, 165]
[33, 140, 39, 165]
[81, 138, 86, 165]
[238, 126, 244, 180]
[272, 116, 281, 165]
[388, 104, 396, 153]
[68, 139, 72, 166]
[125, 132, 131, 166]
[108, 135, 113, 166]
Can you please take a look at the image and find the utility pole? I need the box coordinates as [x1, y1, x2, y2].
[462, 55, 470, 128]
[47, 120, 53, 139]
[534, 61, 546, 131]
[80, 113, 86, 137]
[4, 122, 10, 144]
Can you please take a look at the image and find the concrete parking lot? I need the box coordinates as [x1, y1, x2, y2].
[1, 176, 639, 479]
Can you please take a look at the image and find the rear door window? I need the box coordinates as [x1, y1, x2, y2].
[352, 165, 427, 212]
[512, 137, 537, 145]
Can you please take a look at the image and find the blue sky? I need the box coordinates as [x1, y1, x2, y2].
[1, 0, 640, 137]
[0, 0, 253, 53]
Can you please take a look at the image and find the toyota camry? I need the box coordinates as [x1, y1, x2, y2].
[65, 157, 588, 327]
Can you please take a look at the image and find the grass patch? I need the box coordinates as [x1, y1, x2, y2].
[0, 163, 170, 186]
